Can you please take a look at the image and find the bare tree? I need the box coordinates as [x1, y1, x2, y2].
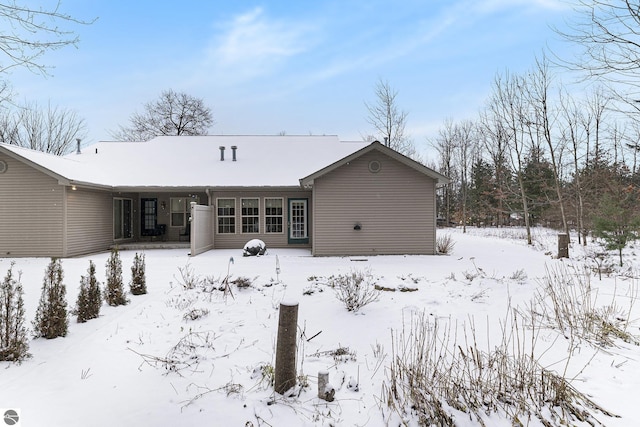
[364, 78, 415, 156]
[453, 120, 477, 233]
[431, 118, 458, 226]
[556, 1, 640, 115]
[110, 89, 214, 141]
[0, 1, 94, 75]
[526, 56, 570, 237]
[486, 70, 534, 244]
[0, 101, 86, 155]
[478, 108, 512, 227]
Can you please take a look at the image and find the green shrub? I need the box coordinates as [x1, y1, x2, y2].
[76, 260, 102, 323]
[0, 262, 30, 361]
[105, 248, 128, 306]
[129, 252, 147, 296]
[33, 258, 68, 339]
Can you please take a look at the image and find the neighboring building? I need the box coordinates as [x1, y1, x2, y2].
[0, 135, 448, 257]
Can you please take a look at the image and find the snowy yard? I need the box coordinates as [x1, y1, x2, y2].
[1, 227, 639, 426]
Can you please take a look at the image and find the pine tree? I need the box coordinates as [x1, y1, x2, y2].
[33, 258, 68, 339]
[593, 189, 640, 266]
[0, 262, 30, 361]
[76, 260, 101, 323]
[105, 248, 128, 306]
[129, 252, 147, 296]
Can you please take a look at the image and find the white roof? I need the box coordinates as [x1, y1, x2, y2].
[1, 135, 369, 188]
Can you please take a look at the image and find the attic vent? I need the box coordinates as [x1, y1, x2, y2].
[219, 146, 225, 161]
[231, 145, 237, 161]
[368, 160, 381, 173]
[0, 160, 7, 174]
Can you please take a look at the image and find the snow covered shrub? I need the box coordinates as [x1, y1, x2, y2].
[330, 269, 380, 312]
[105, 248, 128, 306]
[0, 262, 30, 361]
[76, 260, 101, 323]
[436, 233, 455, 254]
[243, 238, 266, 256]
[129, 252, 147, 295]
[33, 258, 68, 339]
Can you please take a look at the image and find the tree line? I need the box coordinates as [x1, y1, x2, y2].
[430, 2, 640, 254]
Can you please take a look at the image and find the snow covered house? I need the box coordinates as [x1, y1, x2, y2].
[0, 135, 448, 257]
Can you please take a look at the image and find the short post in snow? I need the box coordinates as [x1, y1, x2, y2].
[558, 233, 569, 259]
[274, 300, 299, 395]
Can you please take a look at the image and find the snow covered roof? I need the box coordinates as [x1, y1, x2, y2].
[0, 135, 369, 189]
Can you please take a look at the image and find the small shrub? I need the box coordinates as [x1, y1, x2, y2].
[76, 260, 102, 323]
[0, 262, 30, 361]
[174, 263, 202, 290]
[33, 258, 68, 339]
[436, 233, 455, 254]
[105, 248, 128, 306]
[231, 276, 253, 289]
[130, 252, 147, 295]
[330, 269, 380, 312]
[183, 308, 210, 321]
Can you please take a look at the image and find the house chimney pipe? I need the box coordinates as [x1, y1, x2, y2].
[231, 145, 237, 161]
[76, 138, 81, 154]
[219, 146, 225, 161]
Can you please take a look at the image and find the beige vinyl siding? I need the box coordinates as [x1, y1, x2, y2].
[210, 188, 312, 250]
[312, 150, 437, 256]
[66, 188, 114, 256]
[0, 153, 64, 257]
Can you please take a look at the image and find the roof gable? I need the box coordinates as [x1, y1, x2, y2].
[299, 141, 449, 187]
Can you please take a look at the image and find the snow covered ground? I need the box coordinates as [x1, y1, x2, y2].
[1, 227, 638, 426]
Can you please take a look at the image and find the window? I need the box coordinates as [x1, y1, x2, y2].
[217, 198, 236, 234]
[170, 198, 189, 227]
[113, 198, 133, 239]
[265, 198, 283, 233]
[241, 198, 260, 233]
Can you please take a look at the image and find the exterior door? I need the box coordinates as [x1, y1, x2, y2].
[288, 198, 309, 244]
[141, 198, 157, 236]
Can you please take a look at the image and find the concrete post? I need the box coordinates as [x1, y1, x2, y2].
[274, 301, 298, 394]
[558, 233, 569, 258]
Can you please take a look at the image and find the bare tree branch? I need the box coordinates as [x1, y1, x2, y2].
[0, 1, 95, 75]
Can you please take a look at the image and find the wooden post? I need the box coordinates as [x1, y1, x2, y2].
[275, 301, 298, 394]
[558, 233, 569, 258]
[318, 370, 335, 402]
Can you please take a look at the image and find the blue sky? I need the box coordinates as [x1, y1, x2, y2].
[7, 0, 572, 161]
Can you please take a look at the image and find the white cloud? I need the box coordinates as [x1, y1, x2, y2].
[203, 7, 316, 81]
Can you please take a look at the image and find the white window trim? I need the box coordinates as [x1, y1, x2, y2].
[169, 197, 190, 228]
[264, 197, 284, 234]
[216, 197, 237, 234]
[241, 197, 260, 234]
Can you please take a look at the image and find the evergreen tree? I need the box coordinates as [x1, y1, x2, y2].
[0, 262, 30, 361]
[33, 258, 68, 339]
[105, 248, 128, 306]
[76, 260, 101, 323]
[593, 189, 640, 266]
[129, 252, 147, 296]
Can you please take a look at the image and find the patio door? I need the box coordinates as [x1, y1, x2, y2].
[141, 198, 157, 236]
[288, 198, 309, 244]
